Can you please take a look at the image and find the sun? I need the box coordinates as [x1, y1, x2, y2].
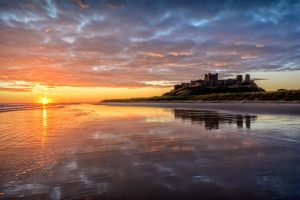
[41, 97, 48, 105]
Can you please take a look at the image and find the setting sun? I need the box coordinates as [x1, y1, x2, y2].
[41, 97, 48, 105]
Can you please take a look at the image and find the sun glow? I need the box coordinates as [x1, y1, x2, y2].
[41, 97, 49, 105]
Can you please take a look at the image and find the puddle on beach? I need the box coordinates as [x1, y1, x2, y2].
[0, 104, 299, 199]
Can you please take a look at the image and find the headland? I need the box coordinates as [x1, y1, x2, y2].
[102, 73, 300, 103]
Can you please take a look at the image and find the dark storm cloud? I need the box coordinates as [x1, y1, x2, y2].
[0, 0, 299, 88]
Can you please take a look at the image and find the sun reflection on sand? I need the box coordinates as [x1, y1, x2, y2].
[43, 107, 47, 128]
[42, 106, 48, 144]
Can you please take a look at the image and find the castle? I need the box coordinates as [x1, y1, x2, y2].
[174, 73, 256, 91]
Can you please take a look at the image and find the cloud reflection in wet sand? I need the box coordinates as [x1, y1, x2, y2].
[0, 104, 300, 199]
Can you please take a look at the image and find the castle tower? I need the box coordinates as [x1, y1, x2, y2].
[208, 73, 218, 82]
[236, 75, 243, 83]
[204, 74, 209, 81]
[245, 74, 250, 82]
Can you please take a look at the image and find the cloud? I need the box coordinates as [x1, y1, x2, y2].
[0, 0, 299, 88]
[252, 78, 269, 81]
[168, 52, 193, 57]
[75, 0, 89, 9]
[0, 87, 32, 92]
[145, 53, 164, 58]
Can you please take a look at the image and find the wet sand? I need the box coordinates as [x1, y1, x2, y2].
[1, 104, 300, 199]
[101, 102, 300, 115]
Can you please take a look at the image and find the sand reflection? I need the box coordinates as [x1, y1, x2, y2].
[174, 109, 257, 129]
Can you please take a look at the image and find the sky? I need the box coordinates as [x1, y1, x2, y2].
[0, 0, 300, 103]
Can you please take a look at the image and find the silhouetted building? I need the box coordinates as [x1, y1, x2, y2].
[204, 74, 209, 82]
[173, 73, 257, 91]
[208, 73, 218, 82]
[245, 74, 250, 82]
[236, 75, 243, 83]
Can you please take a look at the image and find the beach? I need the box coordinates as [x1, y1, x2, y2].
[101, 102, 300, 115]
[1, 103, 300, 199]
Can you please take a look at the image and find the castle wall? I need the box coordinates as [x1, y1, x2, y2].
[173, 73, 255, 90]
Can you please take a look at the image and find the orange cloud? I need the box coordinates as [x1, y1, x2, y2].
[168, 51, 193, 56]
[0, 87, 32, 92]
[145, 52, 164, 58]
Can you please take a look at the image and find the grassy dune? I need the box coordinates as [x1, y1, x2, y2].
[102, 89, 300, 102]
[164, 85, 265, 96]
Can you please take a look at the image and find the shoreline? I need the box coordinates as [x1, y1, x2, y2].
[100, 101, 300, 115]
